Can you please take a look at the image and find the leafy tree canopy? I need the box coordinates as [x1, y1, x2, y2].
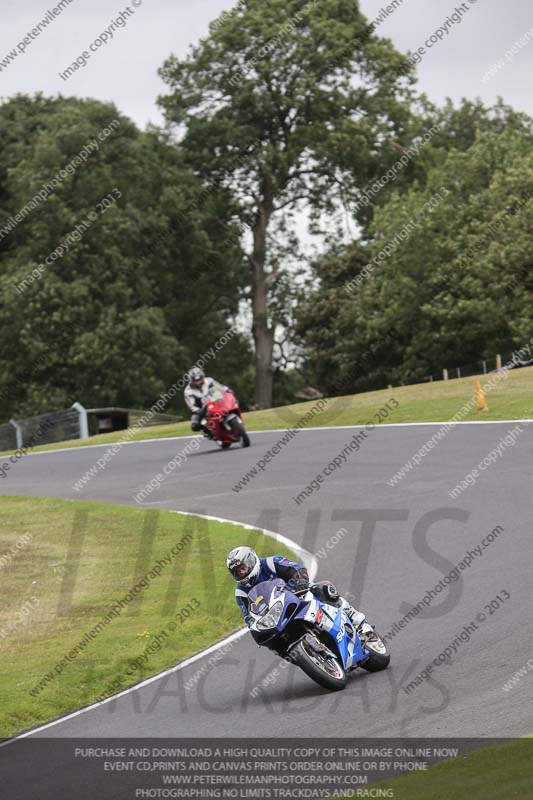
[0, 95, 250, 420]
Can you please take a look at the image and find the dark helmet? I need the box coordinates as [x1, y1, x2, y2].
[227, 546, 261, 587]
[188, 366, 205, 389]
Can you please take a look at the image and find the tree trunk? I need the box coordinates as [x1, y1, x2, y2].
[254, 317, 274, 409]
[251, 177, 275, 409]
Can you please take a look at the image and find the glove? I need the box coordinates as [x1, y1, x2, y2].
[292, 576, 310, 593]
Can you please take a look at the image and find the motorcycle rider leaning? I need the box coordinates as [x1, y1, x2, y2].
[227, 546, 377, 646]
[184, 367, 228, 439]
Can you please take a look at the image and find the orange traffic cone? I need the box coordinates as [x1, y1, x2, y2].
[475, 381, 489, 412]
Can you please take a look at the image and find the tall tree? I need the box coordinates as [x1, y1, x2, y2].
[158, 0, 415, 407]
[413, 96, 533, 156]
[0, 95, 250, 420]
[297, 127, 533, 389]
[346, 97, 533, 234]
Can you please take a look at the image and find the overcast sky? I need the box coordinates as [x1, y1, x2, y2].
[0, 0, 532, 129]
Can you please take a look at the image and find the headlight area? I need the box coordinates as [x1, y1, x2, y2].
[257, 601, 284, 630]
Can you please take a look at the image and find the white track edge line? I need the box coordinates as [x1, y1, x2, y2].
[4, 510, 317, 744]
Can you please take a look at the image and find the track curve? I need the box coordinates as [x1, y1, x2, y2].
[2, 423, 532, 739]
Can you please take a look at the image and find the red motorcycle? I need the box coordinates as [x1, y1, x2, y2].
[204, 388, 250, 449]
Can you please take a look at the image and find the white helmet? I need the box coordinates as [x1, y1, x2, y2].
[188, 367, 205, 389]
[227, 546, 261, 587]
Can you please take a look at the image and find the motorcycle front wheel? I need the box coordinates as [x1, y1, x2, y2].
[291, 637, 346, 691]
[231, 417, 250, 448]
[360, 633, 390, 672]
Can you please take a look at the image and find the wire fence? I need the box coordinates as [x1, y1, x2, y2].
[348, 351, 533, 396]
[19, 407, 81, 446]
[0, 422, 17, 452]
[423, 352, 532, 384]
[0, 406, 81, 452]
[0, 405, 183, 453]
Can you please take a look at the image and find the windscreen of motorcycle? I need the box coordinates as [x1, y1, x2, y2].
[248, 579, 286, 617]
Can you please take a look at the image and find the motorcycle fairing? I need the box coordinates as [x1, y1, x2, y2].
[302, 595, 366, 670]
[247, 579, 368, 670]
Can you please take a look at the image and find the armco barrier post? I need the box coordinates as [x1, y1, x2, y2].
[71, 402, 89, 439]
[9, 419, 23, 449]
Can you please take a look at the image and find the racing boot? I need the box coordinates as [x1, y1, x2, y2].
[356, 620, 380, 645]
[339, 598, 378, 643]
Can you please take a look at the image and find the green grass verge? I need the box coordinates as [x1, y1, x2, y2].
[3, 366, 533, 457]
[345, 737, 533, 799]
[0, 496, 296, 738]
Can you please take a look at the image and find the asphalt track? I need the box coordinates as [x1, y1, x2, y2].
[2, 422, 533, 741]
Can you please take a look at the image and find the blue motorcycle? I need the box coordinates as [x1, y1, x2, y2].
[247, 579, 390, 691]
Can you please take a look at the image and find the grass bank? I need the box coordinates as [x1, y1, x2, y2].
[2, 367, 533, 457]
[0, 496, 296, 737]
[345, 737, 533, 799]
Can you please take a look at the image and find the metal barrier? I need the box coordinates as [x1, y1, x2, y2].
[0, 406, 84, 452]
[0, 403, 183, 453]
[17, 407, 83, 448]
[0, 422, 18, 452]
